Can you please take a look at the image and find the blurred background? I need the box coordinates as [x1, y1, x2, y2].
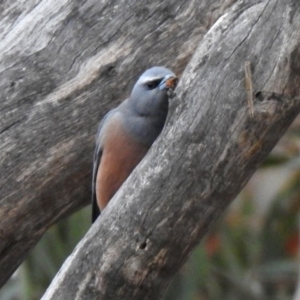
[1, 117, 300, 300]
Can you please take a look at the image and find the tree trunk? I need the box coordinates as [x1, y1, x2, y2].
[0, 0, 237, 289]
[41, 0, 300, 299]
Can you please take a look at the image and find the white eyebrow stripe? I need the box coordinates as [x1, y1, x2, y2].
[138, 76, 164, 84]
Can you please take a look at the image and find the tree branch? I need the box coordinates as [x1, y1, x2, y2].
[41, 0, 300, 299]
[0, 0, 237, 288]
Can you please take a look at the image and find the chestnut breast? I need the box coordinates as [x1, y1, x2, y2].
[96, 116, 149, 210]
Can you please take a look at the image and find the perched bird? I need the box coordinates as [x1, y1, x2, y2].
[92, 66, 178, 222]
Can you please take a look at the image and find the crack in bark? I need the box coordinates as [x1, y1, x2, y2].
[0, 120, 21, 135]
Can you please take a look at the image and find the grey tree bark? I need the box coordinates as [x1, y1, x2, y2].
[41, 0, 300, 299]
[0, 0, 237, 288]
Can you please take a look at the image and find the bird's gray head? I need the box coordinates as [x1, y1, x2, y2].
[129, 66, 178, 117]
[121, 66, 178, 146]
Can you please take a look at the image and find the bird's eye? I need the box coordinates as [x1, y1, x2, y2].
[145, 79, 162, 90]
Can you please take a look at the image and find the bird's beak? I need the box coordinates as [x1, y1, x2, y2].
[159, 75, 178, 90]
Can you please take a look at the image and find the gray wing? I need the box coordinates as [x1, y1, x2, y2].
[92, 109, 117, 223]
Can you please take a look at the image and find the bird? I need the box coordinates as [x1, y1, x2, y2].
[92, 66, 178, 222]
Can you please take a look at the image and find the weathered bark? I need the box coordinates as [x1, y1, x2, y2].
[0, 0, 237, 287]
[41, 0, 300, 299]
